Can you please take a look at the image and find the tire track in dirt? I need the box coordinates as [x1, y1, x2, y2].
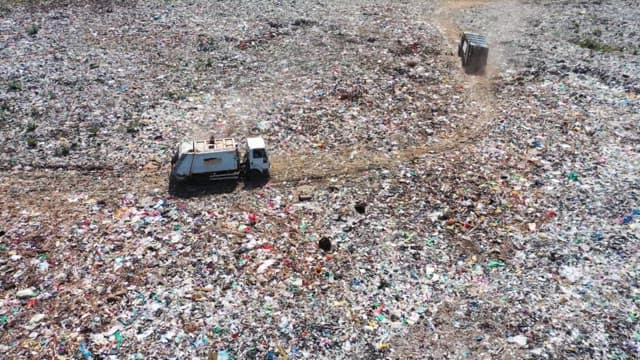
[391, 0, 532, 357]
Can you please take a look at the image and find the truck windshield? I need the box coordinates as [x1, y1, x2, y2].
[252, 149, 266, 159]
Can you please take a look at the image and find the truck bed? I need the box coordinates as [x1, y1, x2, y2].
[174, 138, 240, 178]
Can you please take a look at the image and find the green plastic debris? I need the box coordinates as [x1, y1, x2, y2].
[262, 304, 273, 316]
[214, 326, 223, 334]
[135, 292, 146, 303]
[567, 172, 579, 181]
[487, 260, 506, 268]
[0, 315, 7, 324]
[376, 314, 385, 322]
[112, 330, 123, 348]
[173, 224, 181, 231]
[151, 293, 161, 302]
[610, 349, 628, 360]
[426, 237, 436, 246]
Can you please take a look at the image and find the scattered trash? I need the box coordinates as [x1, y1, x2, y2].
[507, 335, 528, 347]
[0, 0, 637, 358]
[79, 342, 92, 359]
[297, 185, 315, 201]
[248, 212, 258, 225]
[257, 259, 276, 274]
[487, 260, 506, 268]
[318, 237, 332, 252]
[29, 314, 45, 324]
[16, 288, 37, 299]
[560, 266, 583, 284]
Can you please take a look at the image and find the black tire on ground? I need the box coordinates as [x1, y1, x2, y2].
[169, 174, 187, 194]
[247, 169, 262, 180]
[168, 175, 178, 194]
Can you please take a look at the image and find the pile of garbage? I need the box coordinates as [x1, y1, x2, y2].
[0, 0, 638, 358]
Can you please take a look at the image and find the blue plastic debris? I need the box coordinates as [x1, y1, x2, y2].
[217, 350, 230, 360]
[79, 341, 92, 359]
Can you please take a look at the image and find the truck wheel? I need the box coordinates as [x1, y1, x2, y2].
[169, 175, 179, 194]
[247, 169, 262, 180]
[169, 173, 188, 194]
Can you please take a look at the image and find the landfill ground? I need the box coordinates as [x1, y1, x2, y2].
[1, 0, 639, 358]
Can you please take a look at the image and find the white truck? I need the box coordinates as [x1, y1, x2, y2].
[170, 136, 270, 183]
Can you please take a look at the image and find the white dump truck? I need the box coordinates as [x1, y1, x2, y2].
[170, 136, 270, 183]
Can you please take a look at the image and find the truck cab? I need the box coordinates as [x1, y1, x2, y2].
[458, 32, 488, 75]
[246, 136, 270, 177]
